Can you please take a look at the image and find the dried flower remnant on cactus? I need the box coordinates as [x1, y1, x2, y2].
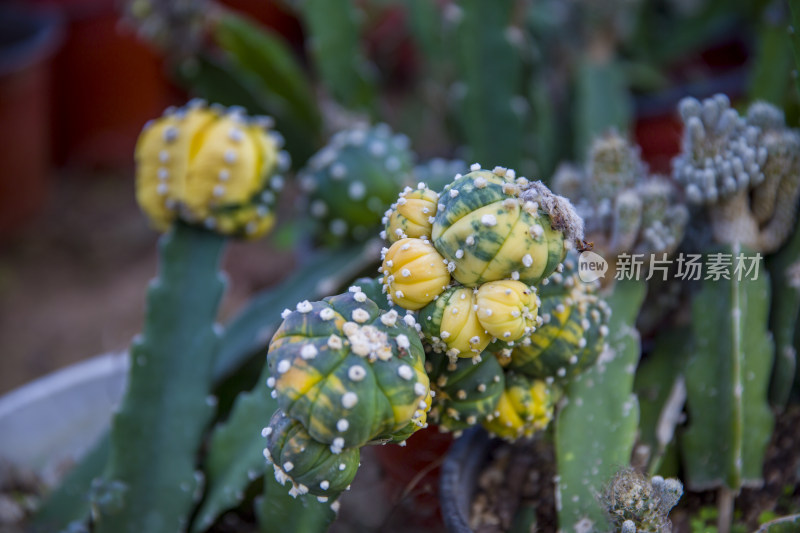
[552, 131, 688, 259]
[267, 289, 431, 450]
[135, 100, 287, 238]
[298, 124, 415, 241]
[673, 95, 800, 252]
[601, 468, 683, 532]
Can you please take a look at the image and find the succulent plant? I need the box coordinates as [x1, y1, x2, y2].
[135, 100, 287, 238]
[382, 183, 440, 243]
[263, 411, 360, 500]
[552, 131, 688, 260]
[267, 288, 431, 450]
[418, 285, 493, 359]
[432, 165, 582, 287]
[601, 469, 683, 533]
[673, 95, 800, 253]
[379, 237, 452, 310]
[425, 349, 505, 431]
[299, 124, 415, 242]
[481, 372, 556, 441]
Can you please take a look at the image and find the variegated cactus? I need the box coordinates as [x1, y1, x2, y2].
[482, 372, 556, 441]
[382, 183, 440, 243]
[379, 237, 451, 310]
[299, 124, 415, 241]
[264, 411, 360, 500]
[432, 165, 582, 287]
[135, 100, 288, 238]
[266, 288, 431, 451]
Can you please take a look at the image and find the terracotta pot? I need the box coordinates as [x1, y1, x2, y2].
[0, 5, 63, 235]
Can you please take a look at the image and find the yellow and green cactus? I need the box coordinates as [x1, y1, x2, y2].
[419, 286, 492, 359]
[298, 124, 415, 241]
[431, 166, 578, 287]
[475, 280, 540, 344]
[482, 372, 555, 441]
[135, 100, 286, 238]
[425, 350, 505, 431]
[380, 237, 451, 310]
[507, 272, 610, 380]
[267, 288, 430, 450]
[382, 184, 440, 243]
[264, 411, 360, 499]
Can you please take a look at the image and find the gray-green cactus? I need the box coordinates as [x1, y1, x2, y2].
[601, 468, 683, 532]
[95, 224, 226, 533]
[298, 124, 415, 242]
[673, 95, 800, 253]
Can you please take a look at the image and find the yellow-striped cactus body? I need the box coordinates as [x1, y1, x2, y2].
[507, 274, 610, 380]
[267, 289, 430, 450]
[482, 373, 555, 441]
[383, 184, 439, 243]
[419, 286, 492, 358]
[380, 238, 451, 310]
[475, 280, 540, 343]
[425, 350, 505, 431]
[264, 411, 359, 499]
[135, 101, 285, 238]
[431, 169, 567, 287]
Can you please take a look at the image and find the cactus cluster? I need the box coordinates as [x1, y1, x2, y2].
[601, 469, 683, 533]
[298, 124, 415, 242]
[135, 100, 288, 239]
[263, 288, 431, 503]
[552, 131, 688, 259]
[673, 95, 800, 252]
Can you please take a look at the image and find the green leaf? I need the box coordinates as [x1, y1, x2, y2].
[95, 224, 227, 533]
[748, 10, 794, 106]
[634, 327, 690, 475]
[767, 222, 800, 408]
[790, 2, 800, 96]
[214, 13, 321, 133]
[299, 0, 376, 110]
[454, 0, 525, 169]
[555, 279, 646, 532]
[680, 248, 774, 491]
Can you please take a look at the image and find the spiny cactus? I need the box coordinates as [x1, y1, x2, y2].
[601, 469, 683, 533]
[380, 237, 451, 310]
[673, 95, 800, 253]
[135, 100, 288, 238]
[552, 131, 688, 260]
[432, 165, 582, 287]
[505, 257, 610, 380]
[425, 350, 505, 432]
[298, 124, 415, 242]
[481, 372, 556, 441]
[266, 288, 431, 451]
[263, 411, 360, 500]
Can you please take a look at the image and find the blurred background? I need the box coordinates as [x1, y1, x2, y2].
[0, 0, 796, 394]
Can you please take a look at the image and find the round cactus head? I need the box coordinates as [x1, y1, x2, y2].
[419, 285, 492, 359]
[299, 124, 415, 242]
[431, 165, 582, 287]
[507, 258, 610, 381]
[586, 131, 642, 203]
[267, 288, 430, 450]
[475, 280, 540, 344]
[425, 349, 505, 431]
[264, 411, 360, 499]
[135, 100, 286, 238]
[481, 372, 555, 441]
[380, 237, 451, 310]
[382, 184, 440, 243]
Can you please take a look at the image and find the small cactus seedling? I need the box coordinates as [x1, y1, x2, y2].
[382, 183, 440, 243]
[601, 468, 684, 532]
[299, 124, 415, 242]
[135, 100, 288, 238]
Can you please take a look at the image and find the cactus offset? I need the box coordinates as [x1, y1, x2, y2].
[380, 237, 451, 310]
[482, 372, 556, 441]
[382, 184, 440, 243]
[601, 469, 683, 532]
[419, 285, 492, 359]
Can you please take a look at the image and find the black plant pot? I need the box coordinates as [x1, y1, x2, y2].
[439, 427, 497, 533]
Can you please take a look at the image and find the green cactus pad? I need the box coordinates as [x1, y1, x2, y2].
[298, 124, 414, 241]
[267, 289, 430, 449]
[431, 168, 569, 287]
[507, 273, 609, 380]
[425, 350, 505, 431]
[264, 411, 360, 498]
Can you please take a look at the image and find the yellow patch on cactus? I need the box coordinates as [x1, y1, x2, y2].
[134, 101, 281, 238]
[482, 374, 554, 440]
[381, 238, 451, 310]
[439, 287, 492, 356]
[476, 280, 539, 342]
[384, 186, 439, 242]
